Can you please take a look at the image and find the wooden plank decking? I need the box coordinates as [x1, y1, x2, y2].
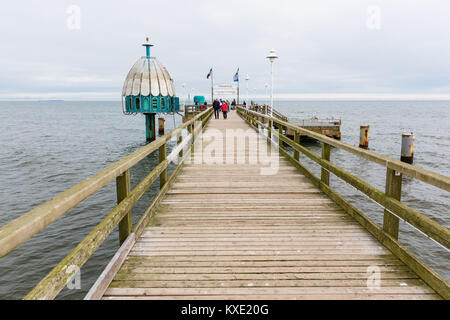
[101, 111, 440, 300]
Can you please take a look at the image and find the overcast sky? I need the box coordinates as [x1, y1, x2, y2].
[1, 0, 450, 100]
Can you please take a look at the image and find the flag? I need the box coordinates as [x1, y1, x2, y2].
[207, 68, 213, 79]
[233, 68, 239, 82]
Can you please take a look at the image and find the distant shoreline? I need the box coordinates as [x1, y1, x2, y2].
[0, 99, 450, 102]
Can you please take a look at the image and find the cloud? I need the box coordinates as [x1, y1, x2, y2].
[0, 0, 449, 100]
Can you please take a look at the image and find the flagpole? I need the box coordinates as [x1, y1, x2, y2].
[237, 79, 239, 105]
[211, 70, 214, 104]
[235, 68, 239, 105]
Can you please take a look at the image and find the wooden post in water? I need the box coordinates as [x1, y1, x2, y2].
[116, 170, 131, 245]
[158, 117, 165, 134]
[401, 133, 414, 164]
[359, 125, 370, 148]
[294, 131, 300, 161]
[383, 168, 402, 239]
[321, 143, 331, 185]
[159, 143, 167, 189]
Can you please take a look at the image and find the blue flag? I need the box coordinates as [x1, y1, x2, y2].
[207, 68, 213, 79]
[233, 68, 239, 82]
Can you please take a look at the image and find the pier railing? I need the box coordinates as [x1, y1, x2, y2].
[0, 108, 213, 299]
[237, 106, 450, 299]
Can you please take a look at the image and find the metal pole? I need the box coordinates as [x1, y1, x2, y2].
[270, 61, 274, 117]
[182, 83, 186, 105]
[246, 78, 249, 104]
[237, 80, 240, 105]
[211, 72, 214, 105]
[265, 83, 269, 107]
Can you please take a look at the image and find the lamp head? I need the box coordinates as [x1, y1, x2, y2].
[142, 37, 154, 58]
[266, 49, 278, 62]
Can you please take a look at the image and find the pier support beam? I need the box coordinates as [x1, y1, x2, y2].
[145, 113, 156, 142]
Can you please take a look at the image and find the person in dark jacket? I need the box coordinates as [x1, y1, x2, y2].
[213, 98, 220, 119]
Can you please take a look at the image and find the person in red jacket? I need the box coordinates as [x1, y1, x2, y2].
[220, 101, 229, 119]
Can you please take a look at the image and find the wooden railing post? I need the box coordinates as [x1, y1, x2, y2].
[321, 143, 331, 185]
[294, 131, 300, 161]
[116, 169, 131, 245]
[268, 119, 272, 139]
[159, 143, 167, 189]
[278, 123, 283, 152]
[190, 123, 195, 156]
[383, 168, 402, 239]
[177, 132, 183, 158]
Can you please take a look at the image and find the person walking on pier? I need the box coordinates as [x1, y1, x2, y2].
[221, 101, 229, 119]
[213, 98, 220, 119]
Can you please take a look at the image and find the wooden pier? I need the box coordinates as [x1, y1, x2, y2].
[0, 107, 448, 300]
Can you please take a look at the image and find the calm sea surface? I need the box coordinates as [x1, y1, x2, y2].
[0, 100, 448, 299]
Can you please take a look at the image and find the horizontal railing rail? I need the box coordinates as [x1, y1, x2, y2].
[239, 107, 450, 191]
[247, 104, 288, 121]
[237, 106, 450, 299]
[0, 108, 213, 299]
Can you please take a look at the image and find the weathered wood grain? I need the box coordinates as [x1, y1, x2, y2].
[103, 110, 443, 300]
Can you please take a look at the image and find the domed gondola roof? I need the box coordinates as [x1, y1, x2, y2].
[122, 56, 176, 97]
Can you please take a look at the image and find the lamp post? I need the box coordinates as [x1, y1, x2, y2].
[182, 83, 186, 105]
[265, 83, 269, 107]
[266, 49, 278, 117]
[188, 88, 195, 104]
[245, 74, 249, 105]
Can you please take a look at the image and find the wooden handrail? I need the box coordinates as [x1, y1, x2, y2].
[237, 107, 450, 298]
[21, 108, 213, 299]
[237, 106, 450, 192]
[275, 130, 449, 248]
[238, 106, 450, 247]
[0, 108, 213, 259]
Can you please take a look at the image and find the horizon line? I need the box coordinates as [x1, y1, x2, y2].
[1, 92, 450, 101]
